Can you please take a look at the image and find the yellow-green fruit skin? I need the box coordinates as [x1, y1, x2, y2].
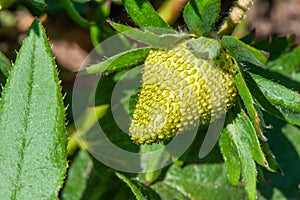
[129, 40, 237, 144]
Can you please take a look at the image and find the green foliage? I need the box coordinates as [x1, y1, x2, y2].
[246, 73, 300, 126]
[220, 108, 266, 200]
[61, 150, 92, 200]
[116, 172, 161, 200]
[110, 23, 192, 48]
[0, 51, 11, 77]
[81, 47, 150, 75]
[151, 164, 247, 200]
[57, 0, 91, 28]
[183, 0, 221, 36]
[221, 36, 268, 68]
[0, 19, 67, 199]
[0, 1, 299, 200]
[235, 69, 267, 140]
[122, 0, 171, 29]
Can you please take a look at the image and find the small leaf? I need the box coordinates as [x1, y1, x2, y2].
[223, 110, 261, 200]
[186, 37, 221, 59]
[116, 172, 160, 200]
[183, 0, 220, 36]
[236, 70, 267, 140]
[61, 150, 92, 200]
[110, 23, 192, 48]
[221, 36, 268, 68]
[123, 0, 171, 29]
[246, 73, 300, 126]
[0, 19, 67, 199]
[0, 51, 11, 77]
[81, 47, 150, 75]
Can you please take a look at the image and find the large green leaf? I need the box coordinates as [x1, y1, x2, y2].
[0, 19, 67, 199]
[222, 36, 268, 68]
[81, 47, 150, 75]
[151, 164, 246, 200]
[246, 73, 300, 126]
[123, 0, 170, 29]
[183, 0, 220, 36]
[61, 150, 92, 200]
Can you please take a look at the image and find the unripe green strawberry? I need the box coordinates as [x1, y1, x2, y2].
[129, 39, 237, 144]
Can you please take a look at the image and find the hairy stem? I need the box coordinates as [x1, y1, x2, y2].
[218, 0, 253, 36]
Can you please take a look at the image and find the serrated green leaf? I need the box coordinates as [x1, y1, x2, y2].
[152, 164, 246, 200]
[236, 70, 267, 141]
[110, 23, 192, 48]
[116, 172, 161, 200]
[0, 19, 67, 199]
[233, 109, 267, 166]
[0, 51, 11, 77]
[246, 73, 300, 126]
[81, 47, 150, 75]
[221, 36, 268, 68]
[61, 150, 92, 200]
[224, 110, 260, 200]
[186, 37, 221, 59]
[123, 0, 171, 29]
[219, 129, 241, 186]
[183, 0, 220, 36]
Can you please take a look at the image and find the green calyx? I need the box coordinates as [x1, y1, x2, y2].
[129, 38, 237, 144]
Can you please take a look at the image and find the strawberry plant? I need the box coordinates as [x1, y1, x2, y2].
[0, 0, 299, 200]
